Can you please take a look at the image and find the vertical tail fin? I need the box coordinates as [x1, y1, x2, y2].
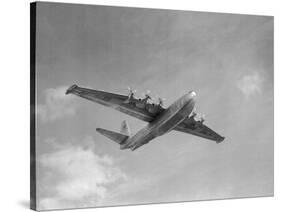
[120, 120, 131, 136]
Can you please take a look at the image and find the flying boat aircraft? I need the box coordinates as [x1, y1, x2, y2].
[66, 85, 224, 151]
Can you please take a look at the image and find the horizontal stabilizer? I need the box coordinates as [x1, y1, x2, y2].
[96, 128, 129, 145]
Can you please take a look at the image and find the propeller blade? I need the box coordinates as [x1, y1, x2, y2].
[158, 97, 166, 106]
[127, 87, 136, 94]
[144, 90, 152, 99]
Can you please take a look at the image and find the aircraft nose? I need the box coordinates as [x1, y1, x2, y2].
[189, 91, 196, 98]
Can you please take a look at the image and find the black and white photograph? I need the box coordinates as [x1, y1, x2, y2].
[30, 1, 273, 211]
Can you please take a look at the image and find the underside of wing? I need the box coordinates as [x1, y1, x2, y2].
[66, 85, 159, 122]
[174, 117, 225, 143]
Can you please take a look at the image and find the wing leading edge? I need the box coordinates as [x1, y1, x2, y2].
[66, 85, 156, 122]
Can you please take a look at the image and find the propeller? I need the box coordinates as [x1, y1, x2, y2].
[142, 90, 152, 100]
[158, 97, 166, 106]
[197, 113, 206, 123]
[145, 90, 151, 99]
[127, 87, 136, 97]
[200, 114, 206, 123]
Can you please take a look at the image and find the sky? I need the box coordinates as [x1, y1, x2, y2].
[35, 2, 273, 211]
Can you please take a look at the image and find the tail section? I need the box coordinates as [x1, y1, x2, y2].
[96, 128, 129, 145]
[120, 120, 131, 136]
[96, 121, 132, 149]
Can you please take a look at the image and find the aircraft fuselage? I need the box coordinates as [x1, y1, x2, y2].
[121, 91, 196, 150]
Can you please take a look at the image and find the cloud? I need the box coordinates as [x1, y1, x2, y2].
[38, 137, 127, 210]
[37, 86, 78, 122]
[237, 72, 263, 98]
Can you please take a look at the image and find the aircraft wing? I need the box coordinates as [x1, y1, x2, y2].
[174, 118, 225, 143]
[66, 85, 156, 122]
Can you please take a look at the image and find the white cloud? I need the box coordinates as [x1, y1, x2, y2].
[38, 137, 127, 210]
[37, 86, 78, 122]
[237, 72, 263, 98]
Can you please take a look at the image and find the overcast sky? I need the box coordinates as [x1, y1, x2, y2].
[35, 2, 273, 211]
